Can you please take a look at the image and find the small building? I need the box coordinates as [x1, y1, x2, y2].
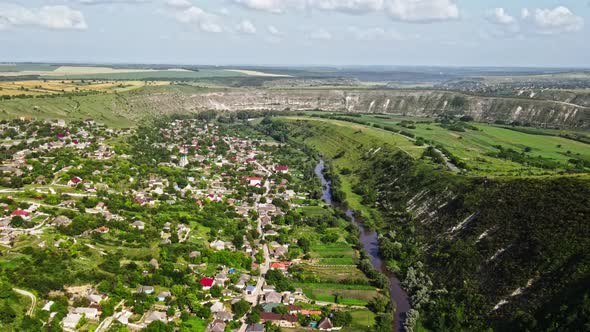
[318, 317, 335, 331]
[131, 220, 145, 230]
[144, 311, 168, 324]
[157, 291, 171, 302]
[62, 313, 82, 330]
[200, 277, 215, 290]
[74, 307, 99, 320]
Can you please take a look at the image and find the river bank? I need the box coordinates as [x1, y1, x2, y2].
[314, 159, 411, 331]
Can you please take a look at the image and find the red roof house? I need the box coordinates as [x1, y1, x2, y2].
[200, 277, 215, 289]
[11, 210, 31, 218]
[275, 166, 289, 173]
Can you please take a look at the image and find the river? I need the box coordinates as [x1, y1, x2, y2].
[314, 159, 411, 331]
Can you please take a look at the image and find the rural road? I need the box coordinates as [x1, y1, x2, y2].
[13, 288, 36, 316]
[95, 299, 125, 332]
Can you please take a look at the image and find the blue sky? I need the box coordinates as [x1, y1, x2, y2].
[0, 0, 589, 67]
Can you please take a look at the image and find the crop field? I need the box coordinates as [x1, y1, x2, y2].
[293, 282, 379, 306]
[310, 243, 357, 265]
[0, 80, 166, 97]
[300, 114, 590, 176]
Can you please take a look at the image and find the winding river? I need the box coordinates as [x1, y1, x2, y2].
[314, 159, 411, 331]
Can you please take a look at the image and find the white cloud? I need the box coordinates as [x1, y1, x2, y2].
[311, 0, 384, 14]
[174, 6, 223, 32]
[486, 8, 515, 25]
[348, 26, 403, 40]
[165, 0, 191, 10]
[532, 6, 584, 34]
[0, 4, 87, 30]
[236, 19, 256, 34]
[268, 25, 280, 35]
[232, 0, 286, 14]
[521, 8, 530, 19]
[309, 28, 332, 40]
[387, 0, 459, 23]
[76, 0, 148, 4]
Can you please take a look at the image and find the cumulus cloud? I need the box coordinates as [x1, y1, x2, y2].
[312, 0, 384, 14]
[236, 19, 256, 34]
[348, 26, 403, 40]
[486, 8, 515, 25]
[309, 28, 332, 40]
[387, 0, 459, 23]
[165, 0, 191, 10]
[531, 6, 584, 34]
[173, 5, 223, 32]
[232, 0, 287, 14]
[521, 8, 530, 19]
[0, 4, 87, 30]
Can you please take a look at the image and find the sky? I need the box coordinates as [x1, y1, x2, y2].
[0, 0, 589, 67]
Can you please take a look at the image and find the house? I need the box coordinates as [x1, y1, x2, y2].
[210, 302, 225, 313]
[264, 291, 282, 303]
[245, 285, 256, 295]
[209, 240, 225, 251]
[301, 310, 322, 316]
[286, 305, 302, 315]
[138, 285, 154, 294]
[11, 209, 31, 219]
[68, 176, 82, 187]
[53, 216, 72, 226]
[131, 220, 145, 230]
[74, 307, 99, 319]
[270, 262, 290, 272]
[282, 293, 296, 305]
[215, 311, 233, 321]
[246, 323, 265, 332]
[144, 311, 168, 324]
[318, 317, 335, 331]
[62, 313, 82, 330]
[275, 165, 289, 174]
[245, 176, 263, 187]
[95, 226, 109, 234]
[206, 319, 226, 332]
[200, 277, 215, 290]
[259, 313, 298, 328]
[157, 291, 171, 302]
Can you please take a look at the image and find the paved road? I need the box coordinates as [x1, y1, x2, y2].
[13, 288, 36, 316]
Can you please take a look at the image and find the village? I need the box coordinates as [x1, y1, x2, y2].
[0, 117, 376, 332]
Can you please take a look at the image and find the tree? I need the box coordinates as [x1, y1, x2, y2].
[144, 320, 173, 332]
[0, 303, 16, 324]
[232, 299, 251, 318]
[332, 311, 353, 327]
[209, 285, 222, 298]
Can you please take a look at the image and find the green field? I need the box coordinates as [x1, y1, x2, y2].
[295, 114, 590, 176]
[293, 282, 379, 306]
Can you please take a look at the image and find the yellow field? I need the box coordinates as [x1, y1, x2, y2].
[0, 80, 169, 96]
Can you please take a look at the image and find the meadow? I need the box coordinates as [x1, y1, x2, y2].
[296, 114, 590, 176]
[0, 80, 166, 97]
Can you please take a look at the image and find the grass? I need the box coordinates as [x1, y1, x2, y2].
[293, 282, 378, 306]
[181, 317, 207, 332]
[295, 114, 590, 176]
[349, 309, 376, 328]
[0, 80, 166, 97]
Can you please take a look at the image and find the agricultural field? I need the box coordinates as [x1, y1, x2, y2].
[293, 282, 379, 306]
[298, 114, 590, 176]
[0, 80, 166, 97]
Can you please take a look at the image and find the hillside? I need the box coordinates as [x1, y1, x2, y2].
[267, 117, 590, 331]
[1, 85, 589, 129]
